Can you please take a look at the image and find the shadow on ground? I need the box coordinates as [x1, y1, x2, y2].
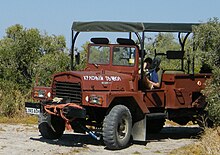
[147, 126, 202, 141]
[30, 132, 104, 147]
[30, 126, 202, 147]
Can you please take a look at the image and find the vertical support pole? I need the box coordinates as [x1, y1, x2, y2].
[192, 36, 195, 75]
[178, 32, 191, 72]
[70, 30, 74, 70]
[141, 32, 145, 80]
[129, 32, 132, 40]
[71, 31, 80, 70]
[178, 33, 184, 71]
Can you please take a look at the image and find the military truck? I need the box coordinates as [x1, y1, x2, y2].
[25, 21, 212, 149]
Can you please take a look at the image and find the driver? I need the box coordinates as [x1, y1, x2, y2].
[143, 57, 160, 89]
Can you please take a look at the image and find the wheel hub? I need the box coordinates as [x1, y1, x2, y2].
[118, 117, 128, 139]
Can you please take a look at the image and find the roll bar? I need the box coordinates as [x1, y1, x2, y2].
[70, 21, 199, 78]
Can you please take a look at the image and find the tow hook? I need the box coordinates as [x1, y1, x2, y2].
[77, 122, 101, 141]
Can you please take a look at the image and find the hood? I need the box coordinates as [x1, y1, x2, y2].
[52, 70, 134, 91]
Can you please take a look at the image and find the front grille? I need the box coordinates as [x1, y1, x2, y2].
[53, 81, 82, 103]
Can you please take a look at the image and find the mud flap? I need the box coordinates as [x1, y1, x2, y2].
[131, 115, 147, 142]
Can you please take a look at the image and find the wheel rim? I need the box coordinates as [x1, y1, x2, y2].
[117, 115, 129, 140]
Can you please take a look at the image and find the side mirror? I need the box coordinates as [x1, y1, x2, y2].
[75, 52, 80, 65]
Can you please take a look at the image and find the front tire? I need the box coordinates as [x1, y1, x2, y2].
[38, 113, 65, 139]
[103, 105, 132, 150]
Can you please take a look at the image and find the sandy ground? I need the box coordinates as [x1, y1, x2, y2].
[0, 123, 201, 155]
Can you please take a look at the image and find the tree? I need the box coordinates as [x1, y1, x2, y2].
[145, 32, 180, 53]
[0, 24, 69, 90]
[0, 24, 69, 116]
[193, 18, 220, 126]
[145, 33, 183, 70]
[74, 42, 89, 70]
[33, 52, 69, 86]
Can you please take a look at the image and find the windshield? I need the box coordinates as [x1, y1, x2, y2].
[113, 46, 136, 66]
[88, 45, 110, 65]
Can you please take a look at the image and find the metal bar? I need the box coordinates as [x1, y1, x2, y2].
[192, 36, 196, 75]
[140, 32, 145, 80]
[183, 32, 191, 73]
[77, 122, 101, 140]
[129, 32, 132, 39]
[178, 32, 191, 71]
[71, 31, 80, 70]
[135, 32, 141, 45]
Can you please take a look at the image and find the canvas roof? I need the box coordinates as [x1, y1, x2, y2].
[72, 21, 199, 33]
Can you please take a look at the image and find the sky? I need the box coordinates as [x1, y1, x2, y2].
[0, 0, 219, 49]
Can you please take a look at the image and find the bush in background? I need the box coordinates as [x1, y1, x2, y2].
[0, 80, 26, 117]
[0, 24, 69, 117]
[193, 18, 220, 126]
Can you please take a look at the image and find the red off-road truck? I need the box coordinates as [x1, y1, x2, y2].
[25, 21, 211, 149]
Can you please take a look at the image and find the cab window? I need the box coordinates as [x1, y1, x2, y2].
[88, 45, 110, 64]
[112, 46, 136, 66]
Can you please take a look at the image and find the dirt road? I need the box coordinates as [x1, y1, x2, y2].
[0, 123, 201, 155]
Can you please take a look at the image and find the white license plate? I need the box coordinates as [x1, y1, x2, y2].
[26, 107, 40, 115]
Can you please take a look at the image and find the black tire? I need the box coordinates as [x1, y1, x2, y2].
[103, 105, 132, 150]
[38, 113, 65, 139]
[147, 118, 165, 133]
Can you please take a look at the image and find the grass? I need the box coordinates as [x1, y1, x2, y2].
[169, 144, 203, 155]
[0, 115, 38, 124]
[132, 151, 141, 154]
[0, 127, 6, 132]
[165, 119, 194, 126]
[169, 126, 220, 155]
[57, 147, 90, 155]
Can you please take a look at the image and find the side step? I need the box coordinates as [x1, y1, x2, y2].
[146, 113, 167, 120]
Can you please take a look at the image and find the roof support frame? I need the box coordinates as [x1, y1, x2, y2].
[70, 21, 199, 73]
[71, 31, 80, 70]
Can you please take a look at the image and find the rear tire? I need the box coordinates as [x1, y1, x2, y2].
[103, 105, 132, 150]
[38, 113, 65, 139]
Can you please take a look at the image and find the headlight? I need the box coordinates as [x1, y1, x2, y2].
[33, 90, 46, 98]
[88, 95, 103, 105]
[32, 87, 52, 99]
[47, 92, 51, 98]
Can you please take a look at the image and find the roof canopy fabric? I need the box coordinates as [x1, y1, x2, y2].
[72, 21, 199, 33]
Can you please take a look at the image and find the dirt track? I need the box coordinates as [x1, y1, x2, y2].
[0, 123, 201, 155]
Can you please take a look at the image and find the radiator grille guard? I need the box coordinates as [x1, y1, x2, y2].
[52, 81, 82, 104]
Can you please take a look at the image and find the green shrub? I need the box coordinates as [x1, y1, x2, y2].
[0, 24, 69, 117]
[203, 67, 220, 126]
[0, 80, 26, 117]
[193, 18, 220, 126]
[33, 51, 69, 86]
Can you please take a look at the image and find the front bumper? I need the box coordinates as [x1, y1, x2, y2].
[25, 102, 86, 120]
